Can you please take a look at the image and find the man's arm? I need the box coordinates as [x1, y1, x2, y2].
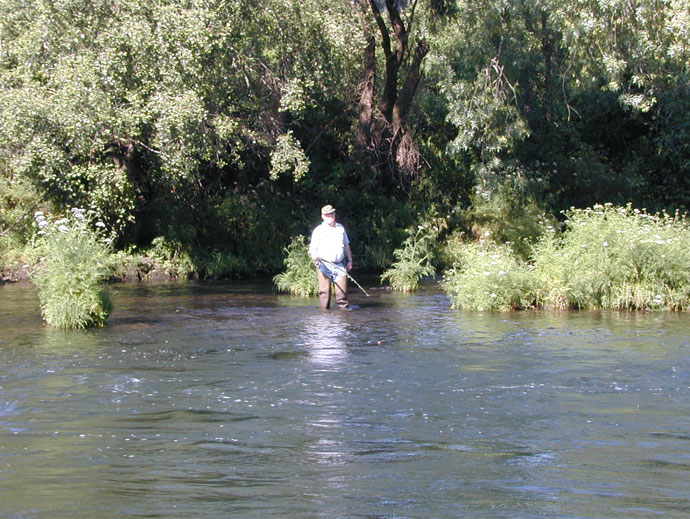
[344, 244, 353, 271]
[309, 227, 319, 259]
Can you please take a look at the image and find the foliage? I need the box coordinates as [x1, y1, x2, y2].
[532, 204, 690, 310]
[442, 204, 690, 311]
[0, 173, 39, 273]
[2, 0, 690, 282]
[269, 131, 311, 181]
[381, 225, 437, 292]
[29, 209, 114, 328]
[201, 250, 249, 280]
[468, 172, 553, 260]
[273, 235, 318, 296]
[144, 236, 197, 279]
[441, 240, 534, 311]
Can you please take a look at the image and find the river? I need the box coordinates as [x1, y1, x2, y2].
[1, 280, 689, 518]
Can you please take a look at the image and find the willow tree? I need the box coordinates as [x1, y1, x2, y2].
[553, 0, 690, 210]
[0, 0, 360, 259]
[353, 0, 433, 183]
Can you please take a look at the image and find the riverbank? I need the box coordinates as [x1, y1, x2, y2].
[0, 255, 196, 286]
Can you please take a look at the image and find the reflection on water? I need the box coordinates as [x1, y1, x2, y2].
[301, 312, 349, 367]
[1, 280, 690, 518]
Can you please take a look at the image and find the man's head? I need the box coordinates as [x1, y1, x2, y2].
[321, 204, 336, 225]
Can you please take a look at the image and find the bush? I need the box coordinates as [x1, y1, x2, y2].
[29, 209, 114, 328]
[381, 226, 436, 292]
[441, 203, 690, 311]
[532, 204, 690, 310]
[469, 173, 551, 260]
[201, 250, 249, 279]
[146, 236, 197, 278]
[273, 235, 318, 296]
[441, 240, 534, 311]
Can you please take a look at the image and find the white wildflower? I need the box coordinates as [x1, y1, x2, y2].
[34, 211, 44, 217]
[603, 242, 609, 247]
[95, 222, 106, 228]
[498, 270, 506, 276]
[58, 225, 69, 233]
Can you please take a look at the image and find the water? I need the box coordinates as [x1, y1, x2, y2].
[1, 280, 689, 518]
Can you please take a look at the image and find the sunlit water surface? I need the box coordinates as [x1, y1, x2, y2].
[1, 281, 689, 518]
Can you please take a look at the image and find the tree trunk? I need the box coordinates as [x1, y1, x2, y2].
[356, 0, 429, 181]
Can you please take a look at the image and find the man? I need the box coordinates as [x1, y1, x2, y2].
[309, 204, 353, 309]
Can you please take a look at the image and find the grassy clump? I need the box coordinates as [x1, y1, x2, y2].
[273, 235, 318, 296]
[442, 204, 690, 311]
[29, 209, 114, 328]
[381, 226, 437, 292]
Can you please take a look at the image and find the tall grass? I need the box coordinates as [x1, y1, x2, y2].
[442, 204, 690, 311]
[29, 209, 114, 328]
[273, 235, 318, 296]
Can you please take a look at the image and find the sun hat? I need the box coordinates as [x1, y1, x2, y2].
[321, 204, 336, 215]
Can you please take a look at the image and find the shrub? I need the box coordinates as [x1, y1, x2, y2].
[441, 240, 534, 311]
[381, 226, 436, 292]
[468, 169, 550, 260]
[202, 250, 249, 279]
[532, 204, 690, 310]
[29, 209, 114, 328]
[441, 203, 690, 311]
[273, 235, 318, 296]
[147, 236, 197, 278]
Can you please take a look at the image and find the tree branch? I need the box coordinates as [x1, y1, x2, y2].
[367, 0, 392, 58]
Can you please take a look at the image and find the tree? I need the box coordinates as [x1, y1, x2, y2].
[355, 0, 431, 182]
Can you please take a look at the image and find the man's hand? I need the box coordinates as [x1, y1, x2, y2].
[346, 260, 353, 271]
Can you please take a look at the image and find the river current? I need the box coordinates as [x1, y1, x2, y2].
[1, 280, 689, 518]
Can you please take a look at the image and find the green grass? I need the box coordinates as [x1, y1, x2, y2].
[441, 240, 533, 311]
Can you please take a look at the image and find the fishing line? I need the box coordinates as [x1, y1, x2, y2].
[317, 258, 371, 297]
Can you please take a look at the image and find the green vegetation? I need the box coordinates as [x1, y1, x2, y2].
[442, 205, 690, 311]
[273, 236, 318, 297]
[29, 209, 114, 328]
[2, 0, 690, 312]
[441, 240, 534, 311]
[381, 225, 437, 292]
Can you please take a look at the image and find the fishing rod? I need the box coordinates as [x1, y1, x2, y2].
[317, 258, 370, 297]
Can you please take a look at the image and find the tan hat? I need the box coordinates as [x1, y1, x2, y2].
[321, 204, 336, 215]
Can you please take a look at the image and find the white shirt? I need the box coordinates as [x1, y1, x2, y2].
[309, 222, 349, 263]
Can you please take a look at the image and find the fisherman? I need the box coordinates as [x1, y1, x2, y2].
[309, 204, 353, 309]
